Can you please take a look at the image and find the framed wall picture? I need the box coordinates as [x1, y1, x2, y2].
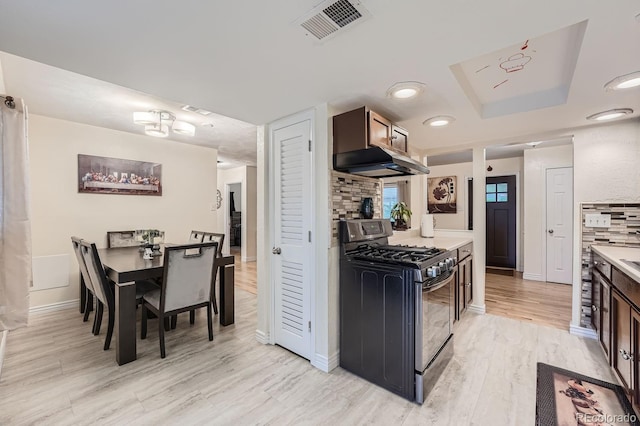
[427, 176, 457, 213]
[78, 154, 162, 196]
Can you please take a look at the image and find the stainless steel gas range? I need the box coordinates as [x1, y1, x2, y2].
[339, 218, 456, 403]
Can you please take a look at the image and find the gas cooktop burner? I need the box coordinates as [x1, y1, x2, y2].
[349, 244, 445, 267]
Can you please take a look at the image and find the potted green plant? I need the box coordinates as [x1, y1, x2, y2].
[390, 202, 412, 230]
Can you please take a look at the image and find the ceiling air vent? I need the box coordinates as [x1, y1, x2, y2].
[296, 0, 371, 42]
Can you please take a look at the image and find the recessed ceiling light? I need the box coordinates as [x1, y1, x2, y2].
[586, 108, 633, 121]
[387, 81, 425, 99]
[604, 71, 640, 91]
[423, 115, 456, 127]
[526, 141, 542, 147]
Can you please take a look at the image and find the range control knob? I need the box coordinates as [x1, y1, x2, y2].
[445, 258, 454, 269]
[438, 261, 446, 271]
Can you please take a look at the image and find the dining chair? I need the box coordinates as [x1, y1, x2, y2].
[141, 242, 218, 358]
[80, 240, 116, 350]
[177, 231, 226, 328]
[107, 230, 138, 248]
[189, 230, 206, 243]
[71, 237, 98, 328]
[203, 232, 225, 315]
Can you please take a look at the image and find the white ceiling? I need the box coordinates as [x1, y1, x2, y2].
[426, 136, 574, 166]
[0, 0, 638, 158]
[0, 52, 257, 168]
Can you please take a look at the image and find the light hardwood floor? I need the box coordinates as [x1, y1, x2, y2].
[0, 261, 609, 425]
[485, 272, 573, 330]
[232, 254, 257, 296]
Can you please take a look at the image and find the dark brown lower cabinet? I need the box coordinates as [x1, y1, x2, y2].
[632, 309, 640, 414]
[612, 290, 632, 394]
[601, 281, 611, 361]
[456, 255, 473, 320]
[595, 252, 640, 409]
[592, 269, 611, 361]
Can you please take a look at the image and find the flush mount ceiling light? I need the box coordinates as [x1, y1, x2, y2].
[586, 108, 634, 121]
[422, 115, 456, 127]
[387, 81, 425, 99]
[604, 71, 640, 91]
[133, 110, 196, 138]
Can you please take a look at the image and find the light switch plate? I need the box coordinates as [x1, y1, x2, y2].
[585, 213, 611, 228]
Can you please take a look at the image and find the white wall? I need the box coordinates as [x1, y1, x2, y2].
[0, 59, 6, 94]
[245, 166, 257, 262]
[217, 166, 257, 261]
[29, 114, 218, 308]
[522, 145, 574, 281]
[425, 156, 524, 270]
[424, 162, 472, 230]
[571, 119, 640, 329]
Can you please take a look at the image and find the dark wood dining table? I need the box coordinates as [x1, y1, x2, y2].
[79, 245, 235, 365]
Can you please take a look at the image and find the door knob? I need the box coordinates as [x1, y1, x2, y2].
[272, 247, 282, 255]
[548, 229, 554, 234]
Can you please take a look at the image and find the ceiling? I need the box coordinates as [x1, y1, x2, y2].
[426, 136, 574, 166]
[0, 51, 257, 168]
[0, 0, 638, 158]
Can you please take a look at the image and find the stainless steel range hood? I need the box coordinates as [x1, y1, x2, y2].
[333, 146, 429, 178]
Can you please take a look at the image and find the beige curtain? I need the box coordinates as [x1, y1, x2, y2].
[0, 98, 31, 331]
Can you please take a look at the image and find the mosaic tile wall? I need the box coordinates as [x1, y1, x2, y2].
[331, 171, 382, 247]
[581, 203, 640, 327]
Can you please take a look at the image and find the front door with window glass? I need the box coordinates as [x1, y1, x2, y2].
[486, 176, 516, 269]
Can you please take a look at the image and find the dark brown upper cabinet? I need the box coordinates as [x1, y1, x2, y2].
[333, 106, 409, 154]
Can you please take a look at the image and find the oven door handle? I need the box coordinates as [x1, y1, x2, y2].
[423, 271, 456, 293]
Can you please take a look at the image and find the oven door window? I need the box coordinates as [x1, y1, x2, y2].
[421, 270, 455, 369]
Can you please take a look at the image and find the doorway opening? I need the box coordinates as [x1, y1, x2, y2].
[485, 175, 517, 273]
[428, 145, 573, 330]
[226, 182, 242, 256]
[467, 175, 517, 274]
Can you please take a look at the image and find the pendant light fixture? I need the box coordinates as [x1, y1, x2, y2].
[133, 110, 196, 137]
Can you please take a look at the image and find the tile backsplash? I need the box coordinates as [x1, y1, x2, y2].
[581, 203, 640, 327]
[331, 171, 382, 247]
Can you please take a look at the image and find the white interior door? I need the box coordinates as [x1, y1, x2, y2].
[272, 117, 312, 359]
[546, 167, 573, 284]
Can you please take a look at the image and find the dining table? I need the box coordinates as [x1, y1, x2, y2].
[79, 245, 235, 365]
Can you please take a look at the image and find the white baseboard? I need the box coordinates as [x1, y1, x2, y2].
[0, 330, 7, 382]
[242, 256, 257, 262]
[29, 299, 79, 315]
[312, 351, 339, 372]
[255, 329, 270, 344]
[570, 324, 597, 339]
[523, 273, 543, 281]
[467, 303, 486, 314]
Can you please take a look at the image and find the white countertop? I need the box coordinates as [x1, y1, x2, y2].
[591, 245, 640, 282]
[389, 230, 472, 252]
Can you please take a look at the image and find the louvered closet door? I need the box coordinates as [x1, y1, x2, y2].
[273, 118, 312, 359]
